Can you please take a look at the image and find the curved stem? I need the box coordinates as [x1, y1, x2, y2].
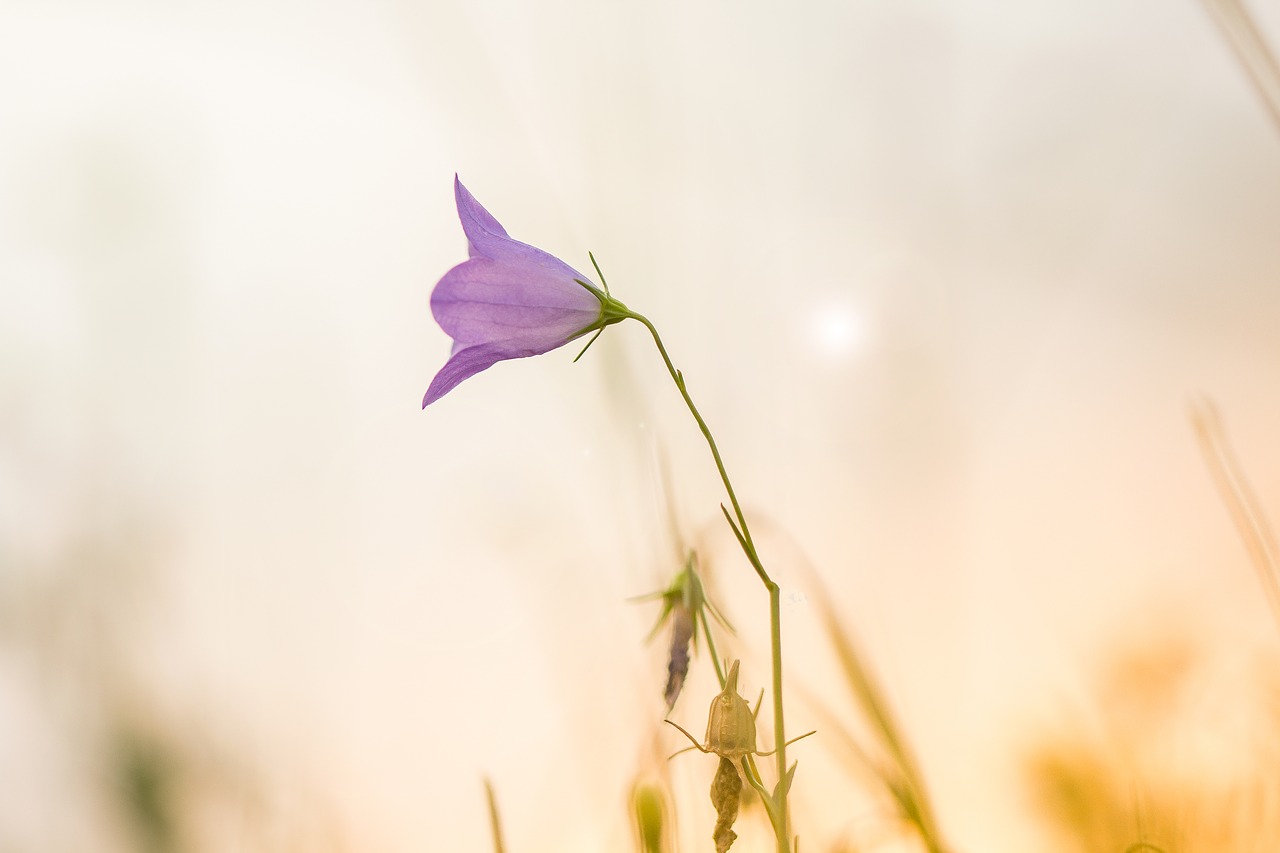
[628, 311, 791, 853]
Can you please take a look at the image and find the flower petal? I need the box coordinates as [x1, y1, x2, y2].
[454, 177, 592, 279]
[454, 176, 513, 258]
[431, 257, 602, 349]
[421, 342, 510, 407]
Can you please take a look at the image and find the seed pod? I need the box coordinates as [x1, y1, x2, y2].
[703, 660, 757, 760]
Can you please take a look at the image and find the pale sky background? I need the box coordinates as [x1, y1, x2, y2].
[2, 1, 1280, 851]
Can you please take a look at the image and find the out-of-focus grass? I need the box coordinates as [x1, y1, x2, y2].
[1200, 0, 1280, 129]
[485, 778, 507, 853]
[1024, 628, 1280, 853]
[1025, 399, 1280, 853]
[809, 580, 950, 853]
[0, 503, 355, 853]
[1192, 398, 1280, 634]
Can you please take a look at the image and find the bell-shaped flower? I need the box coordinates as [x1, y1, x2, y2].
[423, 177, 630, 406]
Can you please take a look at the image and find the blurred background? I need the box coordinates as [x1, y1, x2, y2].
[3, 1, 1280, 851]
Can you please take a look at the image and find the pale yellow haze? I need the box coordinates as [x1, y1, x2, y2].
[2, 1, 1279, 852]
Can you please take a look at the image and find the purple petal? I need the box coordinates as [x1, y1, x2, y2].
[454, 176, 513, 259]
[431, 257, 602, 349]
[453, 178, 590, 277]
[421, 342, 510, 407]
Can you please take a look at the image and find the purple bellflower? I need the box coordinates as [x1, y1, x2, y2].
[422, 177, 631, 407]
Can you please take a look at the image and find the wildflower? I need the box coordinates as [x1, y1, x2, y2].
[422, 177, 631, 406]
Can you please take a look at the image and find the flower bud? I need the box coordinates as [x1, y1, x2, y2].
[703, 660, 758, 760]
[631, 783, 667, 853]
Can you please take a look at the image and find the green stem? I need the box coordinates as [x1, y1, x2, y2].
[628, 312, 791, 853]
[701, 608, 727, 689]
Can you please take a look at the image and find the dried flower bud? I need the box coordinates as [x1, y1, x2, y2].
[703, 660, 758, 760]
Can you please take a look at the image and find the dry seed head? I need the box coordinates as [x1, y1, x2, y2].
[703, 660, 758, 760]
[710, 756, 742, 853]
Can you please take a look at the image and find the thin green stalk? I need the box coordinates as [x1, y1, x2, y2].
[627, 311, 792, 853]
[701, 608, 727, 688]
